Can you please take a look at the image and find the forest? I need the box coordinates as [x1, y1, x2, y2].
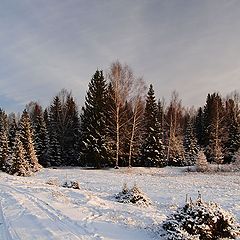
[0, 61, 240, 176]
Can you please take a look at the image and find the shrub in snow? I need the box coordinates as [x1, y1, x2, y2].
[115, 183, 152, 207]
[162, 194, 240, 240]
[196, 150, 209, 172]
[62, 180, 80, 189]
[46, 178, 60, 186]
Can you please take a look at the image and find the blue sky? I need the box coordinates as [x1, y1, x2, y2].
[0, 0, 240, 113]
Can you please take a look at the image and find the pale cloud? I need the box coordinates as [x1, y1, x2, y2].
[0, 0, 240, 112]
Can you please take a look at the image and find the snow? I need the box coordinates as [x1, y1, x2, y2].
[0, 167, 239, 240]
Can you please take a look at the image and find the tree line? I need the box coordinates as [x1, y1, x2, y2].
[0, 61, 239, 175]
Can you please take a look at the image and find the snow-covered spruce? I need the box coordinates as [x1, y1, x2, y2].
[62, 180, 80, 189]
[115, 183, 152, 207]
[161, 194, 240, 240]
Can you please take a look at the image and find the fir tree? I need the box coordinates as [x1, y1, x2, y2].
[224, 99, 240, 163]
[31, 104, 50, 167]
[10, 132, 31, 176]
[48, 96, 62, 166]
[18, 110, 41, 172]
[196, 150, 208, 172]
[63, 95, 80, 165]
[8, 114, 17, 150]
[203, 93, 224, 163]
[140, 84, 165, 167]
[0, 109, 9, 171]
[195, 107, 205, 146]
[184, 118, 199, 166]
[80, 70, 110, 168]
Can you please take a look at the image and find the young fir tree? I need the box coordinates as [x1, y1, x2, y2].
[48, 96, 62, 166]
[140, 84, 165, 167]
[10, 132, 31, 176]
[18, 110, 41, 172]
[31, 104, 50, 167]
[0, 109, 9, 172]
[184, 118, 199, 166]
[196, 150, 208, 172]
[80, 70, 110, 168]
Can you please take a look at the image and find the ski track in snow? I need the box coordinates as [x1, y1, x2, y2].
[0, 183, 108, 240]
[0, 167, 239, 240]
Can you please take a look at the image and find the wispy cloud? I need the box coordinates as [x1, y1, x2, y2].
[0, 0, 240, 112]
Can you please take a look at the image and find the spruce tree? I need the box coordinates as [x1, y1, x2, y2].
[184, 118, 199, 166]
[196, 150, 208, 172]
[18, 110, 41, 172]
[63, 95, 80, 165]
[31, 104, 50, 167]
[224, 99, 240, 163]
[0, 109, 9, 171]
[48, 96, 62, 166]
[80, 70, 110, 168]
[10, 132, 31, 176]
[8, 114, 17, 150]
[140, 84, 165, 167]
[203, 93, 224, 163]
[195, 107, 205, 146]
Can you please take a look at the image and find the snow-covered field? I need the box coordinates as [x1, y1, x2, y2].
[0, 167, 239, 240]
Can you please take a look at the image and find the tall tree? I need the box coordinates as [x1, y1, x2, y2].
[107, 61, 146, 168]
[10, 132, 31, 176]
[30, 103, 50, 167]
[48, 96, 62, 166]
[224, 98, 240, 163]
[0, 109, 9, 171]
[80, 70, 110, 168]
[140, 84, 165, 167]
[203, 93, 224, 163]
[18, 110, 41, 172]
[195, 107, 205, 146]
[184, 117, 198, 166]
[48, 90, 80, 166]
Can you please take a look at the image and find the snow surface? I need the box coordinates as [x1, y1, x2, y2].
[0, 167, 239, 240]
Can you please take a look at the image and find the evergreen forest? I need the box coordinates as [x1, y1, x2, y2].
[0, 61, 240, 176]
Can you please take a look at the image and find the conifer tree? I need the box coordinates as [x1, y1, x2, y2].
[196, 150, 208, 172]
[0, 109, 9, 171]
[10, 132, 31, 176]
[48, 96, 62, 166]
[184, 118, 199, 165]
[63, 95, 80, 165]
[140, 84, 165, 167]
[8, 113, 17, 150]
[18, 110, 41, 172]
[80, 70, 110, 168]
[31, 104, 50, 167]
[195, 107, 205, 146]
[203, 93, 224, 163]
[224, 98, 240, 163]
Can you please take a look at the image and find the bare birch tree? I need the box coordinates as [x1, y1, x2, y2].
[128, 79, 146, 167]
[107, 61, 145, 168]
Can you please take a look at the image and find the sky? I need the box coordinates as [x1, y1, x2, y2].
[0, 0, 240, 113]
